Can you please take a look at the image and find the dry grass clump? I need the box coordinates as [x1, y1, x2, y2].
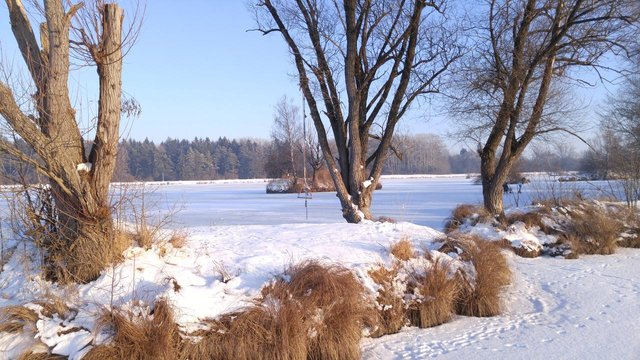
[444, 204, 491, 233]
[367, 265, 406, 337]
[618, 231, 640, 248]
[0, 305, 38, 334]
[506, 211, 547, 231]
[168, 231, 188, 248]
[512, 243, 542, 258]
[185, 300, 308, 360]
[611, 207, 640, 248]
[280, 261, 366, 360]
[562, 208, 620, 256]
[84, 299, 181, 360]
[185, 260, 367, 360]
[491, 238, 542, 258]
[390, 237, 416, 261]
[17, 352, 65, 360]
[407, 258, 458, 328]
[442, 235, 511, 317]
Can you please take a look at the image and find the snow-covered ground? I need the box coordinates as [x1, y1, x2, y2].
[0, 177, 637, 359]
[363, 247, 640, 359]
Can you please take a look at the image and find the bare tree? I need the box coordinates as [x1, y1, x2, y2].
[271, 96, 303, 178]
[253, 0, 460, 222]
[0, 0, 137, 282]
[452, 0, 637, 215]
[601, 74, 640, 205]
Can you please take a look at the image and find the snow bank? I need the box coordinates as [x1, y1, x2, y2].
[0, 221, 441, 358]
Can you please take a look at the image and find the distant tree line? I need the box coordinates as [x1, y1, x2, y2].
[0, 133, 601, 185]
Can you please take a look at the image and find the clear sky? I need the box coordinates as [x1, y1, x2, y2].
[0, 1, 619, 149]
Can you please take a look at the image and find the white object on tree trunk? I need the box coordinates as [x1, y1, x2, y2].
[77, 162, 93, 172]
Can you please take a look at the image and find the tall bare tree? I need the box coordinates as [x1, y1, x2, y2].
[0, 0, 135, 282]
[453, 0, 637, 215]
[601, 74, 640, 205]
[271, 96, 303, 178]
[253, 0, 460, 222]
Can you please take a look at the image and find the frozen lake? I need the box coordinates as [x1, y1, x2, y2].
[141, 175, 619, 231]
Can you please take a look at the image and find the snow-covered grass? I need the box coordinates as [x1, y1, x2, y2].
[0, 178, 639, 359]
[362, 248, 640, 359]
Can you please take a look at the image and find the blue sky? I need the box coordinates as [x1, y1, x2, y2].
[0, 1, 618, 150]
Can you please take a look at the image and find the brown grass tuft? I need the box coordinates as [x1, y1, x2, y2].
[506, 211, 547, 230]
[280, 261, 366, 360]
[185, 260, 367, 360]
[185, 300, 308, 360]
[444, 204, 491, 233]
[168, 231, 188, 248]
[618, 232, 640, 248]
[367, 265, 406, 337]
[408, 258, 458, 328]
[443, 235, 511, 317]
[512, 243, 542, 258]
[17, 352, 65, 360]
[84, 299, 181, 360]
[0, 306, 38, 334]
[390, 237, 416, 261]
[134, 226, 154, 249]
[35, 296, 70, 319]
[564, 208, 620, 256]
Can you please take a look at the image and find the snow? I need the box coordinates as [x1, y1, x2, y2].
[265, 178, 292, 193]
[362, 249, 640, 359]
[0, 177, 638, 359]
[76, 163, 92, 172]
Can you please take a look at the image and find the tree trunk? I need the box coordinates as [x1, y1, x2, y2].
[48, 3, 123, 283]
[0, 1, 125, 283]
[482, 177, 504, 216]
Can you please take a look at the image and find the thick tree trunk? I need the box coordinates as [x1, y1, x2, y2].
[0, 1, 125, 283]
[480, 150, 516, 216]
[46, 195, 115, 282]
[482, 177, 504, 216]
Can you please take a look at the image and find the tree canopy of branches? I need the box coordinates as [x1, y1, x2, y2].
[600, 74, 640, 205]
[253, 0, 460, 222]
[453, 0, 637, 215]
[0, 0, 132, 282]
